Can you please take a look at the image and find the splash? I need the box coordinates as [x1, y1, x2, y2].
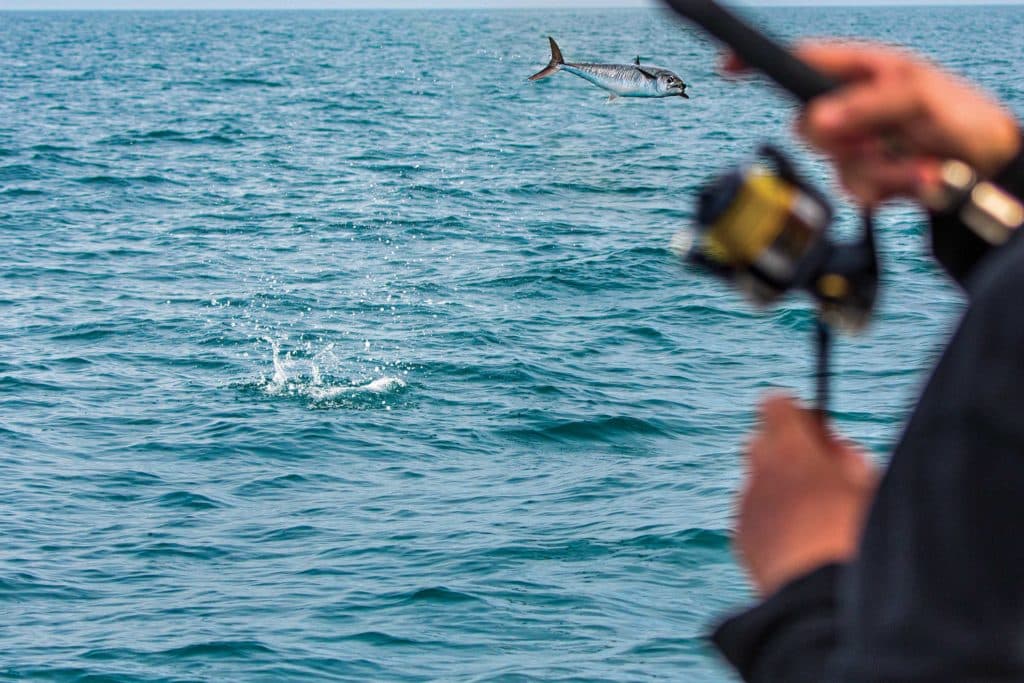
[256, 338, 407, 409]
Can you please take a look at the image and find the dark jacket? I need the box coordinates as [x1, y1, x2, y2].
[712, 151, 1024, 682]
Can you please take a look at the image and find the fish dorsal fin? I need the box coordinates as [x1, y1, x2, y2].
[634, 56, 641, 65]
[636, 66, 659, 80]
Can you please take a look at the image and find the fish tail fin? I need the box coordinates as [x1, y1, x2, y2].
[528, 37, 565, 81]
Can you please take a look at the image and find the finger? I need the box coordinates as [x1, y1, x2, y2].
[797, 107, 893, 160]
[836, 155, 915, 202]
[911, 158, 944, 200]
[806, 81, 924, 145]
[838, 167, 884, 206]
[799, 127, 881, 162]
[837, 156, 927, 205]
[794, 40, 896, 81]
[721, 51, 747, 74]
[822, 132, 898, 160]
[846, 136, 917, 162]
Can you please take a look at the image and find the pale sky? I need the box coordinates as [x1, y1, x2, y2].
[6, 0, 655, 7]
[1, 0, 1020, 8]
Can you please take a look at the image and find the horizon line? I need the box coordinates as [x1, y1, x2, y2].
[4, 1, 1024, 9]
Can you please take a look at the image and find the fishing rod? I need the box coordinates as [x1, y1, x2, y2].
[661, 0, 839, 102]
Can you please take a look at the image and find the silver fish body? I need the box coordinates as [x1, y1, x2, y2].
[562, 63, 680, 97]
[529, 37, 689, 100]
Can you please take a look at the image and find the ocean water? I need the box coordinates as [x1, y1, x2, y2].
[2, 5, 1024, 680]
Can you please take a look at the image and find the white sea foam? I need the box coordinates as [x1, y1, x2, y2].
[260, 337, 407, 405]
[306, 376, 407, 401]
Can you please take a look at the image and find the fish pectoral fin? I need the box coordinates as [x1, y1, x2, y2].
[636, 66, 659, 80]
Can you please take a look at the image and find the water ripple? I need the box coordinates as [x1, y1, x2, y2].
[0, 5, 988, 681]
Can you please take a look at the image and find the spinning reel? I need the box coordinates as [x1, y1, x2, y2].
[674, 146, 879, 415]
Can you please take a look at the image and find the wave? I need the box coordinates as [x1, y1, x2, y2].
[215, 76, 286, 88]
[0, 571, 98, 602]
[0, 188, 45, 198]
[0, 163, 47, 181]
[501, 415, 671, 445]
[97, 129, 242, 147]
[404, 586, 481, 604]
[153, 490, 227, 511]
[71, 174, 185, 187]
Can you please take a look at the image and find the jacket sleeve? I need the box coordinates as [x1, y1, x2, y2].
[711, 564, 842, 682]
[929, 146, 1024, 287]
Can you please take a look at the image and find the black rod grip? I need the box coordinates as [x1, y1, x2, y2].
[662, 0, 839, 103]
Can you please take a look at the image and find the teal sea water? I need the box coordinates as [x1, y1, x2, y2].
[3, 6, 1024, 680]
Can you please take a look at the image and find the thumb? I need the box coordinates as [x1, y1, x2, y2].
[759, 393, 826, 451]
[758, 393, 803, 434]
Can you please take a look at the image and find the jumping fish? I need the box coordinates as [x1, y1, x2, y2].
[529, 37, 689, 101]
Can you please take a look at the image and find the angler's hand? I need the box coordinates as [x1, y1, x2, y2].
[793, 42, 1020, 205]
[736, 394, 877, 596]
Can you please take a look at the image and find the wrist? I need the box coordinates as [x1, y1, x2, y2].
[756, 542, 854, 597]
[748, 498, 864, 597]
